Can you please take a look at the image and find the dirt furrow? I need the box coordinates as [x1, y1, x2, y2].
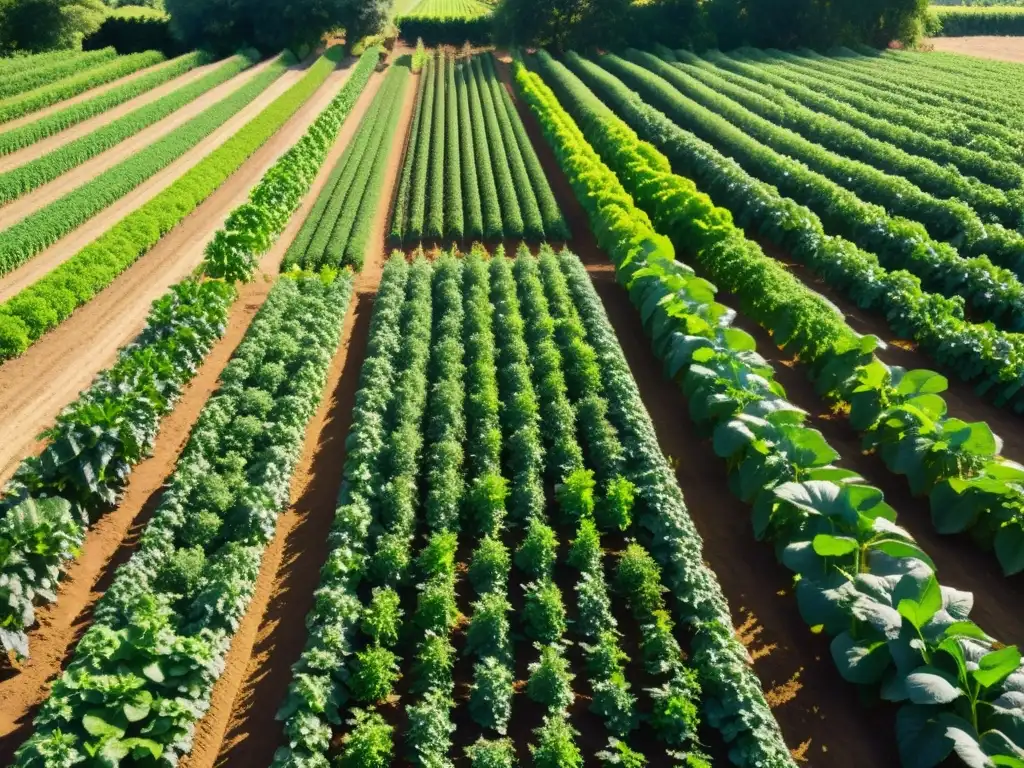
[182, 63, 413, 768]
[492, 53, 895, 765]
[0, 61, 355, 485]
[0, 55, 285, 233]
[0, 55, 188, 132]
[0, 58, 230, 173]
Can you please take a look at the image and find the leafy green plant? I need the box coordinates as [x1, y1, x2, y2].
[465, 737, 518, 768]
[523, 578, 567, 644]
[515, 516, 558, 580]
[469, 657, 514, 734]
[465, 591, 511, 662]
[468, 536, 510, 596]
[526, 643, 575, 712]
[336, 709, 393, 768]
[530, 712, 583, 768]
[361, 587, 403, 647]
[406, 689, 455, 767]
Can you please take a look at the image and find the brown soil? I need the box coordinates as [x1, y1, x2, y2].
[178, 64, 411, 768]
[0, 274, 277, 763]
[0, 54, 188, 132]
[928, 36, 1024, 64]
[0, 58, 231, 173]
[492, 54, 898, 764]
[0, 56, 288, 233]
[0, 60, 356, 485]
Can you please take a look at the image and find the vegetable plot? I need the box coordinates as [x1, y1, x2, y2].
[273, 245, 774, 767]
[389, 51, 566, 245]
[0, 46, 379, 663]
[515, 54, 1024, 768]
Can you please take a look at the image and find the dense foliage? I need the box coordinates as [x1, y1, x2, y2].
[166, 0, 389, 55]
[0, 0, 106, 53]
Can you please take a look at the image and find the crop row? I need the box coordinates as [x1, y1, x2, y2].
[538, 49, 1024, 576]
[0, 48, 84, 78]
[0, 46, 380, 663]
[14, 267, 355, 766]
[773, 50, 1024, 155]
[0, 50, 271, 278]
[592, 52, 1024, 334]
[627, 50, 1024, 281]
[273, 243, 729, 765]
[0, 51, 207, 157]
[701, 50, 1020, 189]
[672, 50, 1023, 225]
[933, 5, 1024, 35]
[558, 52, 1024, 412]
[0, 53, 254, 205]
[0, 47, 119, 100]
[401, 0, 492, 17]
[0, 50, 337, 360]
[390, 51, 565, 244]
[282, 63, 408, 273]
[517, 51, 1024, 768]
[0, 50, 167, 123]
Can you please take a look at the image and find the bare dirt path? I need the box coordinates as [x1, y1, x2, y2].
[182, 63, 414, 768]
[0, 57, 229, 173]
[0, 55, 189, 132]
[493, 54, 896, 765]
[929, 36, 1024, 63]
[0, 55, 285, 232]
[0, 61, 295, 304]
[0, 61, 356, 485]
[0, 58, 365, 761]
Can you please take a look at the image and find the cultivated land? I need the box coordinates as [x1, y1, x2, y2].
[0, 38, 1022, 768]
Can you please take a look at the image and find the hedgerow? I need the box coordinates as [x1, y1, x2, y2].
[408, 53, 436, 240]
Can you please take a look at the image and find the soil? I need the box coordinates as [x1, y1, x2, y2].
[0, 59, 356, 485]
[0, 55, 291, 245]
[928, 36, 1024, 64]
[0, 54, 185, 132]
[0, 58, 231, 173]
[178, 62, 410, 768]
[492, 53, 899, 764]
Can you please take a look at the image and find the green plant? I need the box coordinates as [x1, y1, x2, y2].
[361, 587, 403, 647]
[336, 709, 393, 768]
[465, 591, 511, 662]
[469, 657, 514, 734]
[515, 516, 558, 580]
[530, 712, 583, 768]
[526, 643, 575, 712]
[523, 578, 566, 644]
[465, 737, 518, 767]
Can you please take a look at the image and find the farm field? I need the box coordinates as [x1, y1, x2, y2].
[0, 30, 1023, 768]
[399, 0, 493, 17]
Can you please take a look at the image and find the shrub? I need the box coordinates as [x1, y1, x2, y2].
[337, 709, 393, 768]
[515, 516, 558, 580]
[361, 587, 403, 647]
[530, 712, 583, 768]
[526, 643, 575, 712]
[468, 535, 509, 595]
[523, 578, 567, 644]
[350, 645, 401, 703]
[469, 657, 514, 734]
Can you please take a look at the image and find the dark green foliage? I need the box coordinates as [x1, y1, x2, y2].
[526, 643, 575, 712]
[470, 56, 524, 237]
[408, 54, 436, 240]
[523, 578, 566, 644]
[391, 67, 428, 243]
[466, 58, 504, 239]
[444, 55, 464, 239]
[0, 0, 106, 54]
[457, 59, 485, 239]
[469, 657, 514, 734]
[166, 0, 389, 55]
[83, 15, 182, 55]
[468, 536, 510, 595]
[515, 517, 558, 580]
[350, 645, 401, 702]
[427, 51, 447, 239]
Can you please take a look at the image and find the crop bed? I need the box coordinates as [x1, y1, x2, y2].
[0, 39, 1023, 768]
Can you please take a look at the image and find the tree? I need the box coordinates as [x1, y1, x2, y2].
[0, 0, 106, 53]
[165, 0, 389, 56]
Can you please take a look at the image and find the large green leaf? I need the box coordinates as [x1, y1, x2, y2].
[995, 524, 1024, 577]
[831, 631, 891, 685]
[896, 705, 958, 768]
[974, 647, 1023, 690]
[905, 666, 964, 705]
